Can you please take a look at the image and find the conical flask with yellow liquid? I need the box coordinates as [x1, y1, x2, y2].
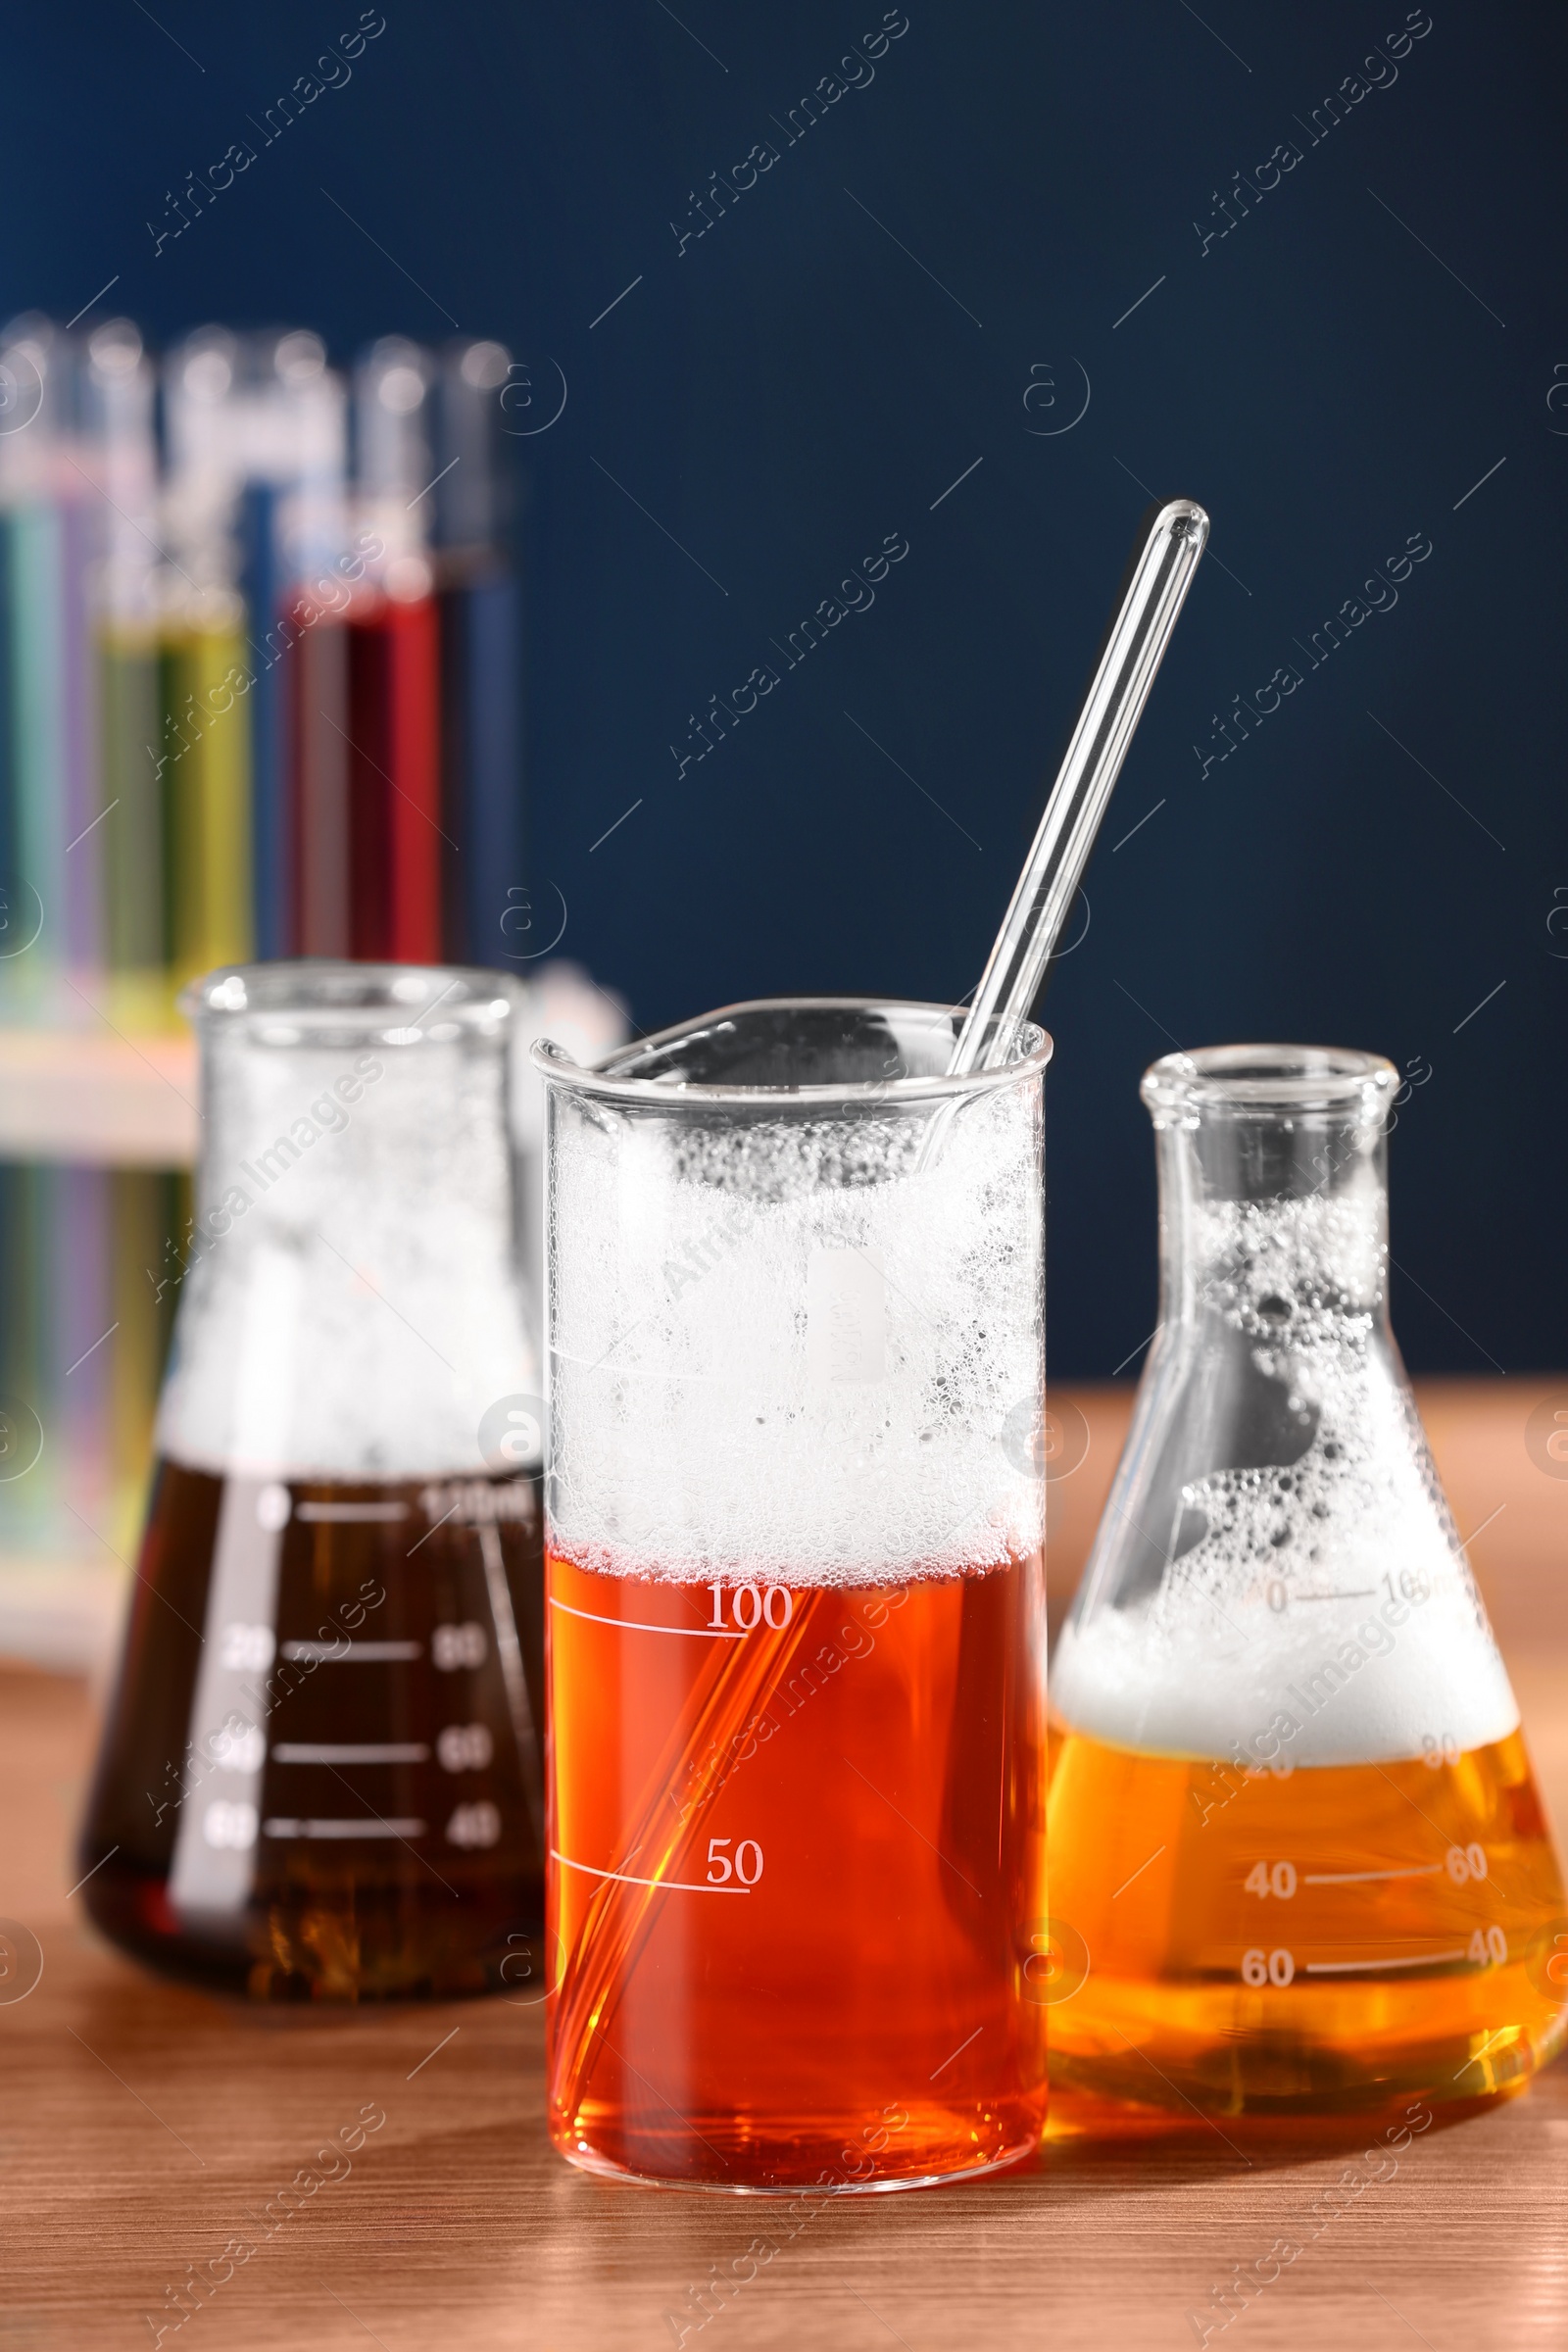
[1049, 1046, 1567, 2126]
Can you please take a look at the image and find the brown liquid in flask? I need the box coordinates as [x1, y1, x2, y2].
[79, 963, 548, 1999]
[83, 1465, 543, 1997]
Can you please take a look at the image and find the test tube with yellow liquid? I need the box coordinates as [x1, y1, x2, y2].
[159, 331, 256, 993]
[157, 582, 252, 991]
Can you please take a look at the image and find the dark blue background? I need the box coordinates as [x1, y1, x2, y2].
[7, 1, 1565, 1377]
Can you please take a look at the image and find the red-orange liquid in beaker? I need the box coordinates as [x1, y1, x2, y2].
[546, 1546, 1048, 2189]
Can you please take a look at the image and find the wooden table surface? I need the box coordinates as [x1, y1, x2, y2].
[3, 1380, 1566, 2350]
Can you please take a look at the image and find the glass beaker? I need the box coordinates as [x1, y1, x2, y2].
[1050, 1046, 1567, 2124]
[537, 1000, 1050, 2190]
[79, 963, 547, 2000]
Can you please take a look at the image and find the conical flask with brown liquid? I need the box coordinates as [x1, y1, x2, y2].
[1049, 1047, 1567, 2124]
[79, 964, 547, 1999]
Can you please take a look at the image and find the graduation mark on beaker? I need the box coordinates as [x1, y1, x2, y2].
[552, 1847, 756, 1894]
[548, 1594, 745, 1639]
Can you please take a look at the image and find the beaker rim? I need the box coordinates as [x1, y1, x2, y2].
[1143, 1043, 1397, 1119]
[178, 959, 521, 1041]
[531, 996, 1053, 1105]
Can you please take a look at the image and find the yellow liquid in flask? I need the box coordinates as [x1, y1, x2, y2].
[1046, 1721, 1568, 2127]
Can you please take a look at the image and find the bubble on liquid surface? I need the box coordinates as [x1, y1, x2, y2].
[1053, 1189, 1517, 1765]
[547, 1080, 1043, 1584]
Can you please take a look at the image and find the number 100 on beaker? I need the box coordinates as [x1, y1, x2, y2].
[536, 1001, 1051, 2191]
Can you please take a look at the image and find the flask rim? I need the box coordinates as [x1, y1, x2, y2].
[1142, 1043, 1397, 1121]
[178, 958, 519, 1042]
[531, 995, 1052, 1106]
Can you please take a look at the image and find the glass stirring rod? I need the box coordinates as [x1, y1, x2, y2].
[948, 498, 1209, 1078]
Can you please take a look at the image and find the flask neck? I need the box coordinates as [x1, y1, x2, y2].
[1155, 1109, 1391, 1341]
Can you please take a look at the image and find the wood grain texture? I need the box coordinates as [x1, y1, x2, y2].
[1, 1379, 1564, 2350]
